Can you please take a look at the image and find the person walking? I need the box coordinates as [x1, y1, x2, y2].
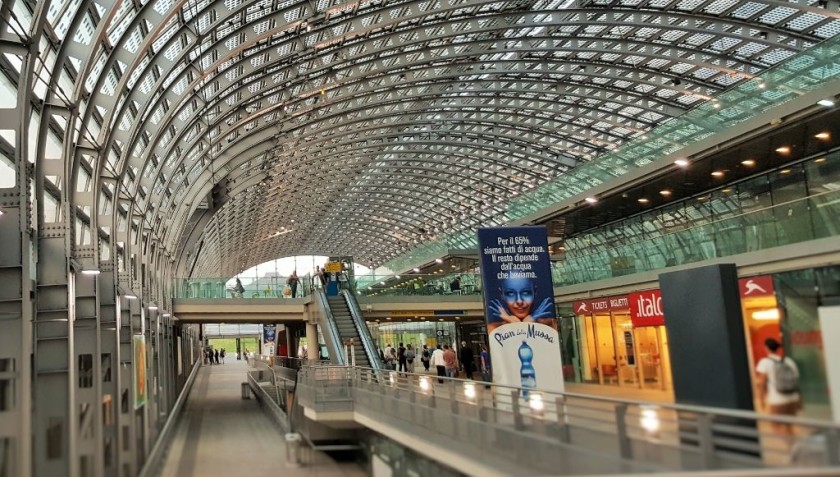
[431, 345, 446, 383]
[421, 345, 431, 372]
[406, 344, 416, 372]
[384, 344, 396, 370]
[443, 344, 458, 378]
[756, 338, 801, 435]
[480, 344, 491, 382]
[459, 340, 475, 379]
[397, 342, 407, 373]
[288, 270, 299, 298]
[220, 349, 226, 364]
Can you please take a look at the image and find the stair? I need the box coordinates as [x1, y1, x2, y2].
[326, 296, 372, 368]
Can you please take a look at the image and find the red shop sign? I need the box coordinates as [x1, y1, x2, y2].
[629, 289, 665, 327]
[739, 275, 775, 298]
[573, 295, 630, 315]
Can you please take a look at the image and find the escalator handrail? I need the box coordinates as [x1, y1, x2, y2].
[314, 289, 346, 365]
[339, 289, 382, 370]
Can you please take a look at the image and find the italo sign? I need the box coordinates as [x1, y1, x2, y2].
[628, 289, 665, 327]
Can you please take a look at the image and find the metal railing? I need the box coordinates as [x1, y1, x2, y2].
[340, 289, 383, 370]
[138, 359, 202, 477]
[174, 275, 312, 299]
[295, 365, 840, 476]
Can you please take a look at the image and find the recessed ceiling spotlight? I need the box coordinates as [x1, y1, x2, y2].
[659, 190, 672, 197]
[413, 267, 420, 272]
[435, 258, 443, 264]
[780, 169, 791, 175]
[815, 132, 830, 140]
[741, 159, 756, 166]
[775, 146, 791, 154]
[584, 197, 598, 204]
[817, 99, 835, 107]
[674, 158, 690, 167]
[711, 170, 725, 177]
[638, 198, 650, 204]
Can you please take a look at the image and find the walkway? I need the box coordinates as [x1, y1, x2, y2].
[157, 359, 365, 477]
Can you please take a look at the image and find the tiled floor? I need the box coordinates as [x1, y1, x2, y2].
[157, 359, 365, 477]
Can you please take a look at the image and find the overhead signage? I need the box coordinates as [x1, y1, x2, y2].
[572, 295, 630, 315]
[478, 226, 564, 394]
[629, 289, 665, 327]
[739, 275, 775, 298]
[574, 290, 666, 327]
[325, 262, 342, 273]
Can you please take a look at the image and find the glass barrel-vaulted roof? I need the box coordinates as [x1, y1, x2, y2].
[2, 0, 839, 278]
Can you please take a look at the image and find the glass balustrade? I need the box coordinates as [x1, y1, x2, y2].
[174, 274, 312, 299]
[353, 273, 482, 297]
[552, 152, 840, 287]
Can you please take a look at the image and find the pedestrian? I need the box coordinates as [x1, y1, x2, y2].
[421, 345, 431, 372]
[480, 344, 491, 382]
[406, 344, 416, 372]
[233, 278, 245, 298]
[397, 342, 407, 373]
[459, 340, 475, 379]
[220, 349, 226, 364]
[756, 338, 801, 435]
[431, 344, 446, 383]
[288, 270, 299, 298]
[384, 344, 396, 370]
[443, 344, 458, 378]
[214, 349, 220, 365]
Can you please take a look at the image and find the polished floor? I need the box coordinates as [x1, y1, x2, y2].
[157, 359, 365, 477]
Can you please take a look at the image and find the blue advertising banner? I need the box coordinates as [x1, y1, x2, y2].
[263, 324, 277, 356]
[477, 226, 564, 394]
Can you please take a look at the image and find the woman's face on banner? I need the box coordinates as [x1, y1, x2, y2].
[501, 277, 535, 320]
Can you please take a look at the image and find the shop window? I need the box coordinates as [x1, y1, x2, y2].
[0, 438, 10, 477]
[78, 354, 93, 388]
[0, 358, 15, 411]
[46, 418, 63, 460]
[101, 353, 111, 383]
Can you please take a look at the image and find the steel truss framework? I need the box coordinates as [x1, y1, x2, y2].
[0, 0, 837, 472]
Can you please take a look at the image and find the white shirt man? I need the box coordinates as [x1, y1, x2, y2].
[755, 338, 800, 435]
[431, 346, 446, 381]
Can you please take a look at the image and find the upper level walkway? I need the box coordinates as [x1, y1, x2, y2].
[283, 364, 840, 477]
[156, 359, 364, 477]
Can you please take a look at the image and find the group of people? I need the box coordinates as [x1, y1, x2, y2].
[204, 348, 226, 365]
[379, 341, 491, 383]
[313, 264, 350, 290]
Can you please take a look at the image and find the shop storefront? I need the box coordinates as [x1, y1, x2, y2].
[561, 291, 672, 393]
[740, 270, 835, 420]
[367, 321, 460, 352]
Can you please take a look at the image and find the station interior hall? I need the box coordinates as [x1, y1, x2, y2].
[1, 0, 840, 476]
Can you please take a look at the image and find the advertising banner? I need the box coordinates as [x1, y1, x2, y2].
[133, 335, 147, 409]
[263, 324, 277, 356]
[477, 226, 564, 394]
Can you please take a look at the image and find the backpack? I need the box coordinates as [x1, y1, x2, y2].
[772, 357, 799, 394]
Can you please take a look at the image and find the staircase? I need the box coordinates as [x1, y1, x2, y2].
[327, 295, 371, 368]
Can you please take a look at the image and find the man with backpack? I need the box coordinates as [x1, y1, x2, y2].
[756, 337, 801, 435]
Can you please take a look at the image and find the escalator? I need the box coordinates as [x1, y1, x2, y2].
[314, 289, 381, 369]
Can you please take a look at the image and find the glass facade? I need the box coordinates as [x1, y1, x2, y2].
[553, 151, 840, 287]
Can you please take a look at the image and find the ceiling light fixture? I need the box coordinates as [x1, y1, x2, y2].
[81, 269, 101, 275]
[659, 190, 672, 197]
[817, 99, 835, 107]
[741, 159, 756, 166]
[674, 158, 690, 167]
[435, 258, 443, 264]
[775, 146, 791, 154]
[584, 197, 598, 204]
[638, 198, 650, 204]
[815, 132, 830, 140]
[711, 171, 725, 177]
